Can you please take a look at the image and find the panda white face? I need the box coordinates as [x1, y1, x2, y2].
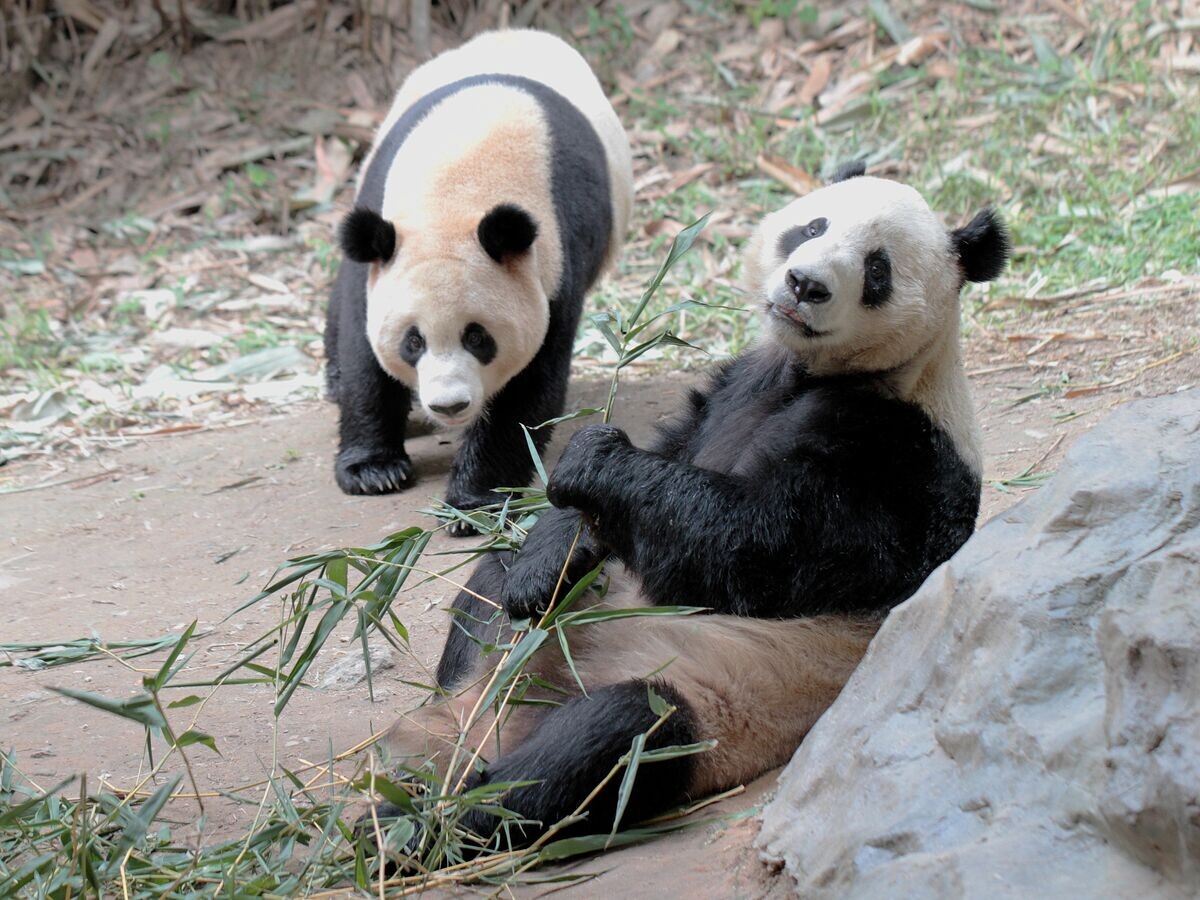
[366, 252, 547, 427]
[747, 176, 965, 375]
[346, 204, 550, 428]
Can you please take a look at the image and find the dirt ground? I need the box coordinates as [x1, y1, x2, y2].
[5, 335, 1197, 893]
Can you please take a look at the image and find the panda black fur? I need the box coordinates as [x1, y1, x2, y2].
[375, 172, 1010, 848]
[325, 30, 633, 532]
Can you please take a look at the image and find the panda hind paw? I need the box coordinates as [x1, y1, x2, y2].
[335, 451, 414, 496]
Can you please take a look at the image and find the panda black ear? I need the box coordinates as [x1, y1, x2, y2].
[830, 159, 866, 183]
[478, 204, 538, 264]
[951, 208, 1011, 283]
[339, 207, 396, 264]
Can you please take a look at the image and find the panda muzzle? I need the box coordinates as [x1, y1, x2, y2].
[785, 270, 832, 304]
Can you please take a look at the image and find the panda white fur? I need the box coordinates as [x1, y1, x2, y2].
[372, 169, 1010, 849]
[325, 29, 633, 531]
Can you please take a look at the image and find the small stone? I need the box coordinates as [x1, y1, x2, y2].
[318, 643, 397, 690]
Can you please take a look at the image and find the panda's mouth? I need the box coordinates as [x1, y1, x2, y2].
[768, 302, 830, 339]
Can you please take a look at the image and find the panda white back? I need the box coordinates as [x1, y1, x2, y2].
[365, 29, 633, 269]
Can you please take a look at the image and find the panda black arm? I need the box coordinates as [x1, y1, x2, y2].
[499, 377, 716, 618]
[499, 506, 606, 618]
[546, 394, 929, 617]
[328, 260, 416, 494]
[545, 427, 793, 615]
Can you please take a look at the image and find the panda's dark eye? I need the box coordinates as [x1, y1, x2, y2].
[462, 322, 496, 365]
[777, 217, 829, 257]
[862, 248, 893, 308]
[400, 326, 425, 365]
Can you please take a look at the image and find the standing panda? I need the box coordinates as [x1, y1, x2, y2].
[325, 30, 633, 533]
[373, 172, 1010, 848]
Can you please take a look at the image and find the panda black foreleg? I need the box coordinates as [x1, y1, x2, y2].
[435, 551, 512, 690]
[329, 260, 416, 496]
[443, 298, 579, 535]
[499, 506, 607, 619]
[456, 679, 696, 849]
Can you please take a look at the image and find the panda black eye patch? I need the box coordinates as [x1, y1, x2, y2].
[777, 217, 828, 257]
[461, 322, 496, 365]
[400, 326, 426, 366]
[862, 248, 892, 308]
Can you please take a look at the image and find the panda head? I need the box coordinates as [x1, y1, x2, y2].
[340, 203, 548, 427]
[744, 171, 1009, 375]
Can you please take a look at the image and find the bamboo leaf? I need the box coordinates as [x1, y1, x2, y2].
[146, 620, 197, 691]
[609, 732, 646, 843]
[50, 687, 167, 730]
[628, 212, 712, 328]
[557, 626, 588, 697]
[531, 407, 604, 430]
[558, 605, 706, 628]
[479, 628, 548, 710]
[541, 562, 606, 628]
[174, 729, 220, 754]
[522, 424, 549, 486]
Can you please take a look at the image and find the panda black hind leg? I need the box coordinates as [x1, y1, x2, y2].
[434, 551, 510, 690]
[329, 259, 416, 495]
[455, 679, 697, 848]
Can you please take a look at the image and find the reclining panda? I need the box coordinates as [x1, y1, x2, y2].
[375, 169, 1010, 850]
[325, 30, 632, 533]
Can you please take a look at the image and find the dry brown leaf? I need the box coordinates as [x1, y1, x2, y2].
[758, 18, 785, 47]
[642, 2, 681, 38]
[218, 0, 317, 43]
[647, 28, 683, 60]
[817, 70, 875, 112]
[644, 218, 684, 239]
[714, 42, 758, 64]
[797, 54, 832, 106]
[661, 162, 715, 196]
[1031, 134, 1075, 157]
[897, 31, 948, 66]
[81, 18, 121, 77]
[56, 0, 106, 31]
[756, 155, 819, 196]
[247, 273, 290, 295]
[927, 59, 956, 80]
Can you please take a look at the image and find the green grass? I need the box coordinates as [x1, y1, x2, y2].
[581, 1, 1198, 360]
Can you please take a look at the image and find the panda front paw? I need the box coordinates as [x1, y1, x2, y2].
[441, 490, 502, 538]
[500, 555, 561, 620]
[546, 424, 631, 511]
[335, 447, 414, 495]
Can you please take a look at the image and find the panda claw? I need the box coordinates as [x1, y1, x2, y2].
[335, 450, 415, 496]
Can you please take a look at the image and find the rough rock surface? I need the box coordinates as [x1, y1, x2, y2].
[758, 391, 1200, 898]
[317, 642, 397, 690]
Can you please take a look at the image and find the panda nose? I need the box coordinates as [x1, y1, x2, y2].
[430, 400, 469, 416]
[786, 270, 831, 304]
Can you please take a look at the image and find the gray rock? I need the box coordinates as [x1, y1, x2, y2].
[318, 642, 397, 690]
[757, 391, 1200, 898]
